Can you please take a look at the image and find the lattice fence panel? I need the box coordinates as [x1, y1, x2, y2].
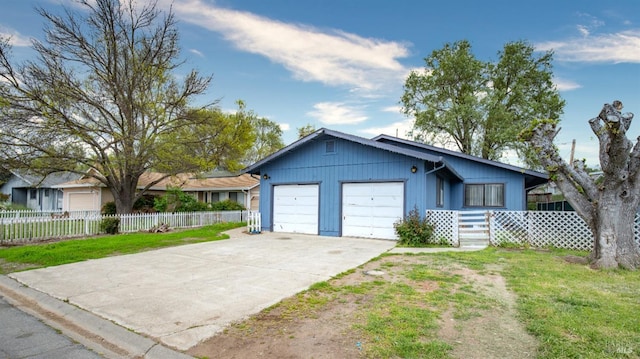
[527, 211, 593, 250]
[426, 210, 458, 246]
[490, 211, 528, 246]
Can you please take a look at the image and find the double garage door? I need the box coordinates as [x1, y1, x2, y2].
[272, 182, 403, 239]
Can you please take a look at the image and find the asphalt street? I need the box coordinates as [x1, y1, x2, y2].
[0, 295, 102, 359]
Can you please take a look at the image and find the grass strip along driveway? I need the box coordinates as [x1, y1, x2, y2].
[0, 222, 244, 274]
[189, 248, 640, 359]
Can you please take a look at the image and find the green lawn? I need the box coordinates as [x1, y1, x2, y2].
[404, 249, 640, 358]
[0, 222, 244, 273]
[245, 248, 640, 359]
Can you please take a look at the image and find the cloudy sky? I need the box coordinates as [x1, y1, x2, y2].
[1, 0, 639, 167]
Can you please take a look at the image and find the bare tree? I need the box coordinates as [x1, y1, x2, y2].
[0, 0, 246, 213]
[523, 101, 640, 269]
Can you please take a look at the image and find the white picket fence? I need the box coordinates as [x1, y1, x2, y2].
[0, 210, 249, 245]
[247, 211, 261, 234]
[0, 209, 100, 220]
[426, 209, 640, 250]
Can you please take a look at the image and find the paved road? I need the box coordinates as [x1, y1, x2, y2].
[0, 295, 102, 359]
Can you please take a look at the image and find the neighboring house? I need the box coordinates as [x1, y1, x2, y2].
[0, 170, 82, 211]
[243, 128, 548, 239]
[54, 172, 260, 212]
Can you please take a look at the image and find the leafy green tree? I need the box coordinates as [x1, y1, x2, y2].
[401, 40, 564, 165]
[243, 114, 285, 164]
[297, 124, 317, 139]
[0, 0, 245, 214]
[159, 104, 256, 174]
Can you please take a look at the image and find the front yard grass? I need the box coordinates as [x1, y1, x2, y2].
[201, 247, 640, 359]
[0, 222, 244, 274]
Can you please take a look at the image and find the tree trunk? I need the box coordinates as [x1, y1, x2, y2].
[590, 194, 640, 270]
[523, 101, 640, 270]
[112, 180, 137, 214]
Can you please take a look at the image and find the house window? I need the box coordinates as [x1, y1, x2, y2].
[211, 192, 220, 203]
[325, 140, 336, 154]
[436, 176, 444, 207]
[44, 189, 50, 197]
[29, 189, 37, 200]
[464, 183, 504, 207]
[229, 192, 238, 203]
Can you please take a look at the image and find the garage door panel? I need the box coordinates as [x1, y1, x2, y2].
[343, 215, 372, 227]
[69, 193, 96, 211]
[273, 184, 319, 235]
[371, 197, 403, 207]
[343, 196, 373, 207]
[370, 183, 400, 194]
[344, 185, 371, 196]
[292, 196, 318, 206]
[342, 182, 403, 240]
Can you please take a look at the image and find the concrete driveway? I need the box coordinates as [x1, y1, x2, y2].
[9, 228, 395, 351]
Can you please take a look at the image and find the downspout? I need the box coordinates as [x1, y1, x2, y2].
[241, 189, 249, 221]
[242, 189, 249, 210]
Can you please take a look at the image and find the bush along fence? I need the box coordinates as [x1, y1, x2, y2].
[0, 210, 251, 245]
[426, 209, 640, 250]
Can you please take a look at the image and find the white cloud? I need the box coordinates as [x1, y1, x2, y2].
[382, 105, 402, 113]
[577, 25, 590, 37]
[360, 119, 414, 139]
[166, 0, 411, 91]
[536, 30, 640, 63]
[554, 77, 582, 91]
[0, 26, 31, 47]
[308, 102, 368, 125]
[279, 123, 290, 131]
[189, 48, 204, 57]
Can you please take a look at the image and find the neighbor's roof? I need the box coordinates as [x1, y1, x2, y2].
[54, 172, 258, 191]
[173, 173, 259, 191]
[11, 170, 82, 188]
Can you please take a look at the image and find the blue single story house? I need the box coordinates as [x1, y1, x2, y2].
[243, 128, 548, 240]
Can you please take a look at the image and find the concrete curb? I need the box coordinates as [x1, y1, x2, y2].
[0, 275, 193, 359]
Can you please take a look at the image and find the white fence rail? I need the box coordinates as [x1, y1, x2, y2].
[247, 211, 261, 234]
[0, 210, 248, 245]
[0, 210, 100, 220]
[427, 209, 640, 250]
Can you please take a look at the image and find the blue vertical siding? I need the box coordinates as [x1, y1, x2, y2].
[255, 132, 540, 236]
[259, 138, 426, 236]
[444, 156, 527, 210]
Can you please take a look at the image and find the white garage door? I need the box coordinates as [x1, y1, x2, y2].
[68, 192, 98, 211]
[342, 182, 404, 240]
[273, 184, 319, 234]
